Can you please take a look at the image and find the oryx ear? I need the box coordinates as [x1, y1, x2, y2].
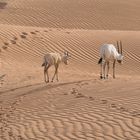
[116, 41, 119, 53]
[120, 41, 122, 54]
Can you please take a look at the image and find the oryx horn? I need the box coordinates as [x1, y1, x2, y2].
[120, 41, 122, 54]
[117, 41, 120, 53]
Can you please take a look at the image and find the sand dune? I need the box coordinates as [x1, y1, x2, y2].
[0, 0, 140, 140]
[0, 78, 140, 139]
[1, 0, 140, 30]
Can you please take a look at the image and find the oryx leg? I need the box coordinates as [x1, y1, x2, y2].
[106, 61, 109, 79]
[44, 64, 50, 83]
[56, 66, 59, 82]
[100, 62, 103, 79]
[103, 62, 106, 79]
[51, 64, 58, 82]
[113, 60, 116, 79]
[100, 60, 106, 79]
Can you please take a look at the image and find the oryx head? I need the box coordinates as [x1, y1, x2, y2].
[116, 41, 124, 64]
[62, 51, 71, 65]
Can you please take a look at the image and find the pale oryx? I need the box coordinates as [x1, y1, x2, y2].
[98, 41, 124, 79]
[42, 51, 71, 83]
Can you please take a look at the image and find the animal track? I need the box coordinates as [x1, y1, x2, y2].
[75, 93, 85, 98]
[70, 88, 78, 95]
[22, 32, 28, 35]
[0, 97, 24, 139]
[110, 103, 117, 108]
[2, 45, 8, 50]
[88, 96, 95, 100]
[20, 34, 26, 39]
[4, 42, 9, 46]
[44, 30, 48, 32]
[13, 36, 18, 40]
[100, 99, 108, 104]
[20, 32, 28, 39]
[130, 110, 140, 117]
[66, 31, 70, 34]
[10, 40, 16, 44]
[35, 30, 39, 32]
[68, 88, 140, 117]
[30, 31, 36, 35]
[2, 42, 9, 50]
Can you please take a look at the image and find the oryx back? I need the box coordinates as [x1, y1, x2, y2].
[100, 44, 118, 61]
[42, 53, 61, 67]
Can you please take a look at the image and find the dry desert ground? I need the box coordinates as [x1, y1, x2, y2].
[0, 0, 140, 140]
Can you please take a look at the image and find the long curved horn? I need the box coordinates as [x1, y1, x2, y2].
[120, 41, 122, 54]
[117, 41, 119, 53]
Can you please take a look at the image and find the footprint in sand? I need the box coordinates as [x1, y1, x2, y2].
[63, 92, 68, 95]
[20, 34, 26, 39]
[88, 96, 95, 100]
[66, 31, 70, 34]
[2, 43, 9, 49]
[100, 99, 108, 104]
[0, 100, 23, 139]
[0, 81, 4, 87]
[20, 32, 28, 39]
[70, 88, 78, 95]
[13, 36, 18, 40]
[0, 74, 6, 79]
[17, 135, 24, 140]
[117, 106, 128, 112]
[30, 31, 36, 35]
[57, 28, 61, 31]
[75, 93, 85, 98]
[22, 32, 28, 35]
[130, 111, 140, 117]
[10, 40, 16, 44]
[70, 88, 85, 98]
[110, 103, 117, 108]
[44, 30, 48, 32]
[81, 82, 89, 86]
[35, 30, 39, 33]
[4, 42, 9, 46]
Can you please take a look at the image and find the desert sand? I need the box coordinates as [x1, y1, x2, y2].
[0, 0, 140, 140]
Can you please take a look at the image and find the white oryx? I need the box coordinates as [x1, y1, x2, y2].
[42, 51, 71, 83]
[98, 41, 124, 79]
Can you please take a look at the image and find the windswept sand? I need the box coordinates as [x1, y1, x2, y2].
[0, 0, 140, 140]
